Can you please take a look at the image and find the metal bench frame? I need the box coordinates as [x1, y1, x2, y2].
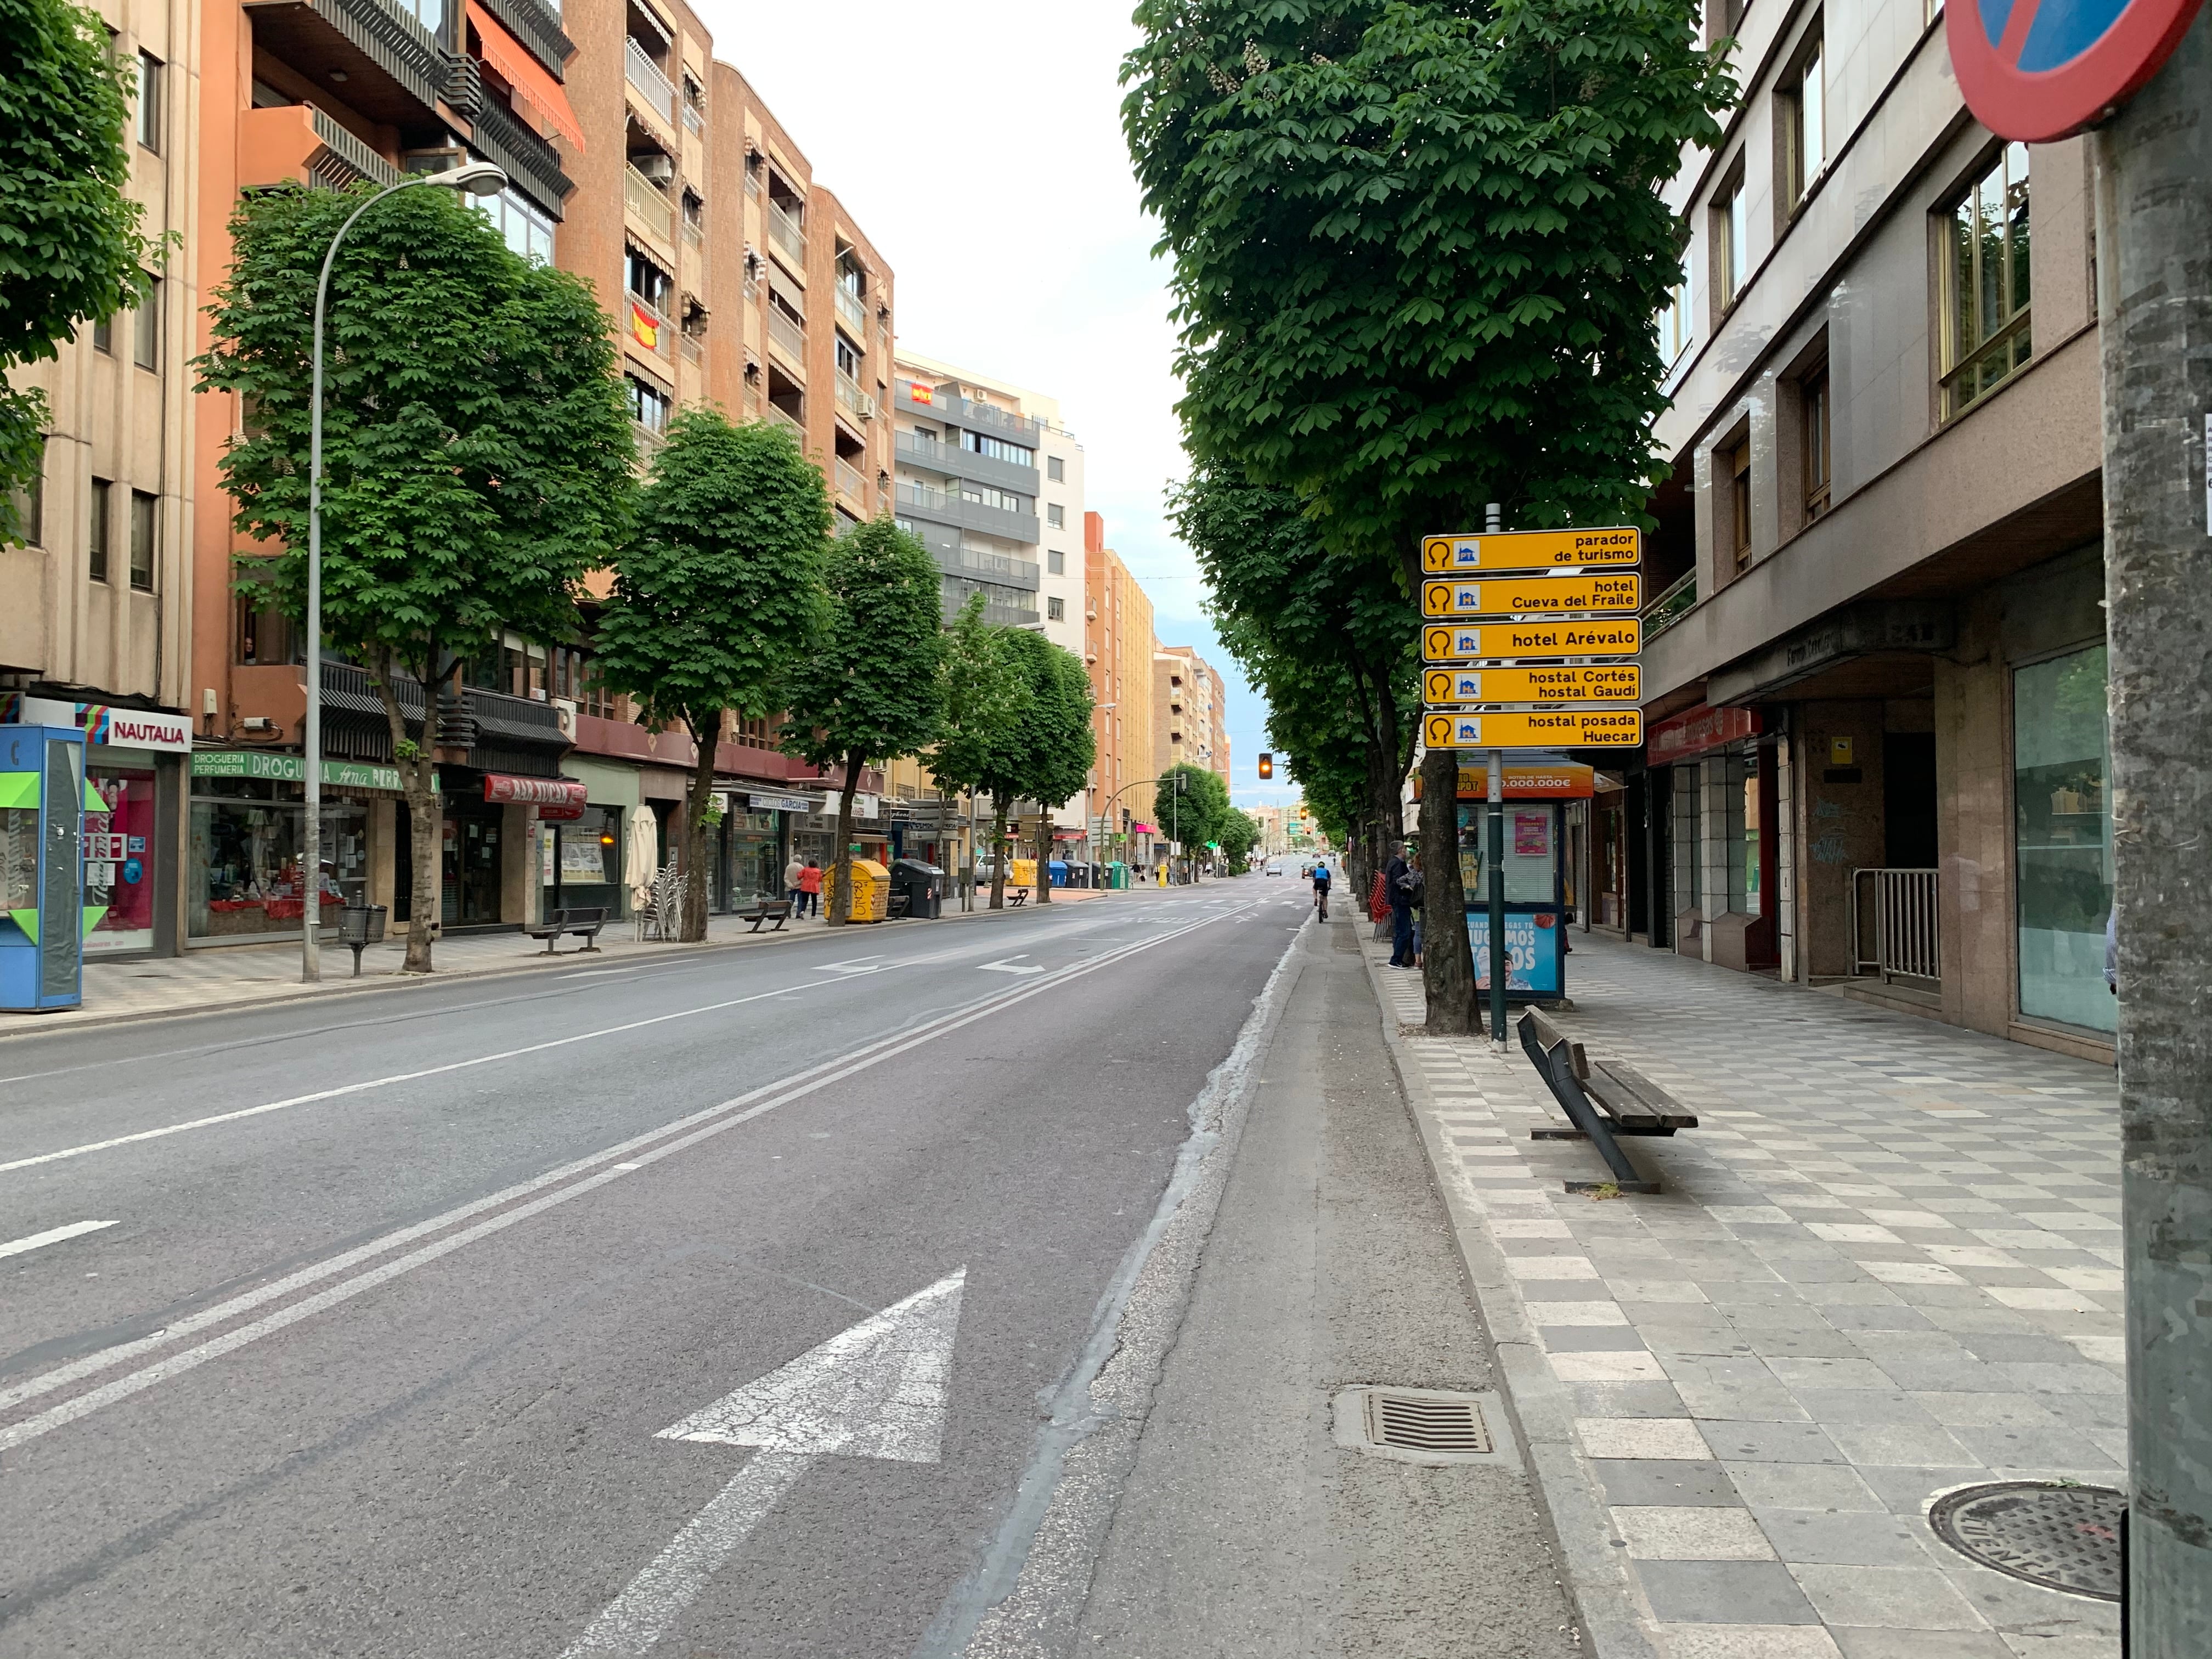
[528, 906, 608, 955]
[1515, 1009, 1697, 1195]
[737, 899, 793, 933]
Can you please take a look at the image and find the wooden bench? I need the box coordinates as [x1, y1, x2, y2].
[1007, 887, 1029, 907]
[527, 905, 608, 955]
[736, 898, 793, 933]
[1516, 1008, 1696, 1195]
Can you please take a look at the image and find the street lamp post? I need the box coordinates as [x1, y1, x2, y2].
[300, 162, 507, 984]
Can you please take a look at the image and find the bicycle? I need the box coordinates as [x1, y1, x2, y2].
[1313, 884, 1330, 924]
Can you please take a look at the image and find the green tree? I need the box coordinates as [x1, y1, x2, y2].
[968, 628, 1093, 910]
[1218, 807, 1261, 873]
[1153, 762, 1229, 878]
[1124, 0, 1730, 1029]
[779, 518, 946, 924]
[198, 183, 635, 971]
[925, 595, 1020, 908]
[594, 410, 831, 941]
[2, 0, 157, 541]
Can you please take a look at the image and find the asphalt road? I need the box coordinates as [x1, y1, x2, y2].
[0, 885, 1314, 1657]
[1, 882, 1575, 1657]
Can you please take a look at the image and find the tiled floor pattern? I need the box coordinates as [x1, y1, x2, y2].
[1368, 935, 2123, 1659]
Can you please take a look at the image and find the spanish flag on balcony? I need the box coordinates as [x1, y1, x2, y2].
[630, 301, 660, 350]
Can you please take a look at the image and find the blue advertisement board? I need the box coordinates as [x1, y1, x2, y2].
[1467, 909, 1562, 996]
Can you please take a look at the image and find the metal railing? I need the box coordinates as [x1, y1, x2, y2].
[626, 290, 672, 359]
[835, 369, 868, 417]
[625, 37, 676, 123]
[680, 332, 702, 365]
[310, 107, 400, 187]
[834, 458, 865, 501]
[834, 284, 867, 334]
[1851, 867, 1940, 983]
[1644, 567, 1697, 639]
[764, 403, 803, 435]
[766, 200, 805, 267]
[682, 216, 702, 247]
[681, 100, 703, 135]
[766, 305, 805, 365]
[624, 167, 673, 241]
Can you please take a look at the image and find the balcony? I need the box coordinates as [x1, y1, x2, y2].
[766, 200, 805, 269]
[834, 457, 865, 503]
[680, 332, 702, 365]
[891, 380, 1044, 444]
[625, 36, 675, 124]
[477, 0, 572, 78]
[242, 0, 445, 127]
[627, 290, 673, 362]
[472, 94, 572, 215]
[624, 166, 674, 244]
[891, 431, 1037, 496]
[936, 542, 1039, 591]
[764, 403, 804, 438]
[766, 304, 805, 369]
[681, 99, 703, 135]
[1644, 567, 1697, 640]
[834, 284, 867, 335]
[238, 102, 400, 191]
[938, 584, 1039, 629]
[896, 480, 1041, 547]
[835, 369, 870, 421]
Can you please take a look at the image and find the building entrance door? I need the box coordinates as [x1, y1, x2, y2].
[443, 800, 504, 925]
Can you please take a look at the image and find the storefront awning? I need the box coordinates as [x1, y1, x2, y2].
[484, 774, 586, 806]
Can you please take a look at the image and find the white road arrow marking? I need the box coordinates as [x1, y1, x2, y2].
[811, 956, 890, 975]
[975, 956, 1046, 976]
[0, 1219, 119, 1260]
[559, 1268, 966, 1657]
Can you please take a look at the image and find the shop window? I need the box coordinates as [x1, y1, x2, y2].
[1802, 366, 1831, 520]
[86, 768, 157, 953]
[2013, 644, 2113, 1032]
[1780, 32, 1824, 213]
[88, 478, 112, 582]
[1942, 143, 2032, 418]
[1672, 768, 1701, 916]
[190, 780, 365, 939]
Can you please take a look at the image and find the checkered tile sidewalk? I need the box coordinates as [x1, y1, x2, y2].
[1368, 932, 2122, 1659]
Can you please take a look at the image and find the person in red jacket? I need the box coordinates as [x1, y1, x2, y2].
[797, 858, 823, 917]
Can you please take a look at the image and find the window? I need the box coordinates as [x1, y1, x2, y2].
[834, 332, 861, 379]
[1046, 504, 1065, 529]
[476, 186, 555, 264]
[1782, 37, 1825, 211]
[1943, 143, 2032, 417]
[92, 314, 112, 353]
[1047, 596, 1066, 621]
[629, 376, 673, 433]
[1658, 253, 1694, 364]
[129, 490, 156, 590]
[1723, 435, 1752, 573]
[236, 590, 296, 663]
[8, 441, 42, 547]
[136, 50, 162, 151]
[1802, 366, 1831, 520]
[1048, 549, 1065, 575]
[959, 431, 1034, 467]
[1714, 176, 1748, 310]
[2013, 644, 2112, 1032]
[957, 480, 1027, 515]
[1047, 455, 1065, 482]
[88, 478, 112, 582]
[133, 274, 159, 369]
[627, 249, 673, 311]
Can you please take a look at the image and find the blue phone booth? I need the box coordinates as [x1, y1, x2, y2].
[1, 725, 88, 1011]
[1455, 765, 1589, 1004]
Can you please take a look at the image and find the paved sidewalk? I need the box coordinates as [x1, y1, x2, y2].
[1363, 926, 2122, 1659]
[1, 885, 1116, 1037]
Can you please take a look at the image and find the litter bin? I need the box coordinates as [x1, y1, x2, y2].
[336, 902, 387, 977]
[890, 857, 943, 919]
[826, 857, 890, 922]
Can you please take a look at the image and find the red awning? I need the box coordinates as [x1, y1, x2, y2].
[484, 775, 587, 806]
[467, 1, 586, 154]
[1131, 822, 1158, 835]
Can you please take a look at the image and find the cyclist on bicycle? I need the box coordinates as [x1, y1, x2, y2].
[1311, 859, 1333, 922]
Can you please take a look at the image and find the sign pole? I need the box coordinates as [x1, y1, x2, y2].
[1487, 747, 1506, 1048]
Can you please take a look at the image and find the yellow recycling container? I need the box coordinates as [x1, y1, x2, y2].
[1009, 857, 1037, 889]
[826, 858, 890, 922]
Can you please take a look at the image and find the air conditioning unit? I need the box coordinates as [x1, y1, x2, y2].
[855, 393, 876, 419]
[635, 152, 674, 183]
[552, 697, 578, 739]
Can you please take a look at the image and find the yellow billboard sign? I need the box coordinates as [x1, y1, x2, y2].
[1421, 527, 1641, 572]
[1421, 620, 1642, 662]
[1422, 708, 1645, 749]
[1423, 664, 1642, 706]
[1423, 573, 1640, 618]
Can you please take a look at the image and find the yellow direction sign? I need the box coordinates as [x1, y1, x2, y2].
[1423, 708, 1645, 749]
[1423, 573, 1639, 618]
[1421, 527, 1641, 573]
[1422, 620, 1643, 662]
[1423, 664, 1642, 707]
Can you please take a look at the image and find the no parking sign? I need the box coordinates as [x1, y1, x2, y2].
[1951, 0, 2206, 139]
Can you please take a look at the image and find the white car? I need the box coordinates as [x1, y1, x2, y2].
[1266, 859, 1286, 877]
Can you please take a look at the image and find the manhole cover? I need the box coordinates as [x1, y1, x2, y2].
[1929, 1481, 2125, 1600]
[1331, 1387, 1519, 1466]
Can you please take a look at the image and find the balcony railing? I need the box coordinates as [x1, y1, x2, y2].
[680, 332, 702, 365]
[835, 369, 868, 419]
[624, 166, 673, 242]
[1643, 567, 1696, 639]
[895, 431, 951, 472]
[625, 37, 676, 123]
[682, 216, 702, 246]
[468, 96, 573, 212]
[765, 403, 803, 436]
[310, 106, 399, 187]
[681, 100, 703, 134]
[834, 284, 867, 334]
[835, 458, 865, 501]
[766, 305, 805, 365]
[766, 200, 805, 267]
[626, 290, 673, 359]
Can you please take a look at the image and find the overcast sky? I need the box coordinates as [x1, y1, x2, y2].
[690, 0, 1306, 809]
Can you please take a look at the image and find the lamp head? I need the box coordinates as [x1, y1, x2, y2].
[420, 161, 509, 197]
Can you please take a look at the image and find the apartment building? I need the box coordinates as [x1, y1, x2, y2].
[1153, 645, 1228, 788]
[1, 0, 200, 960]
[1084, 512, 1158, 868]
[1614, 0, 2109, 1062]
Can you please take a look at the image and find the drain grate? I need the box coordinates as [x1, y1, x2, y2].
[1332, 1387, 1516, 1466]
[1929, 1481, 2125, 1600]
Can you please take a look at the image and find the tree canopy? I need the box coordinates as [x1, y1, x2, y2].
[198, 181, 635, 968]
[1152, 762, 1231, 864]
[2, 0, 157, 541]
[968, 626, 1093, 908]
[595, 409, 831, 939]
[780, 517, 946, 922]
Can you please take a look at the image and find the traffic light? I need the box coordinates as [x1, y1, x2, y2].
[1257, 752, 1273, 780]
[1175, 772, 1189, 795]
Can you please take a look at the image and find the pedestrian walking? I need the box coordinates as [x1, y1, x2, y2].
[783, 855, 805, 912]
[1385, 840, 1418, 968]
[797, 858, 822, 917]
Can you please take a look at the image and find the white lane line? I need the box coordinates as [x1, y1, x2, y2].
[0, 901, 1260, 1451]
[975, 957, 1046, 976]
[0, 1220, 120, 1261]
[0, 975, 850, 1177]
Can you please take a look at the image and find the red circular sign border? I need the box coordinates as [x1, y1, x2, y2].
[1950, 0, 2208, 142]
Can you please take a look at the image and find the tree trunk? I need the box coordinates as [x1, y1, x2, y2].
[679, 709, 720, 943]
[828, 752, 860, 926]
[988, 802, 1009, 910]
[1419, 742, 1475, 1035]
[1034, 811, 1053, 903]
[373, 645, 438, 974]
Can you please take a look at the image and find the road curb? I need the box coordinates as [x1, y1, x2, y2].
[1354, 933, 1661, 1659]
[0, 895, 1116, 1043]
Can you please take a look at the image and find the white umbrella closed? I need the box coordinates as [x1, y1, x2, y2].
[624, 812, 659, 915]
